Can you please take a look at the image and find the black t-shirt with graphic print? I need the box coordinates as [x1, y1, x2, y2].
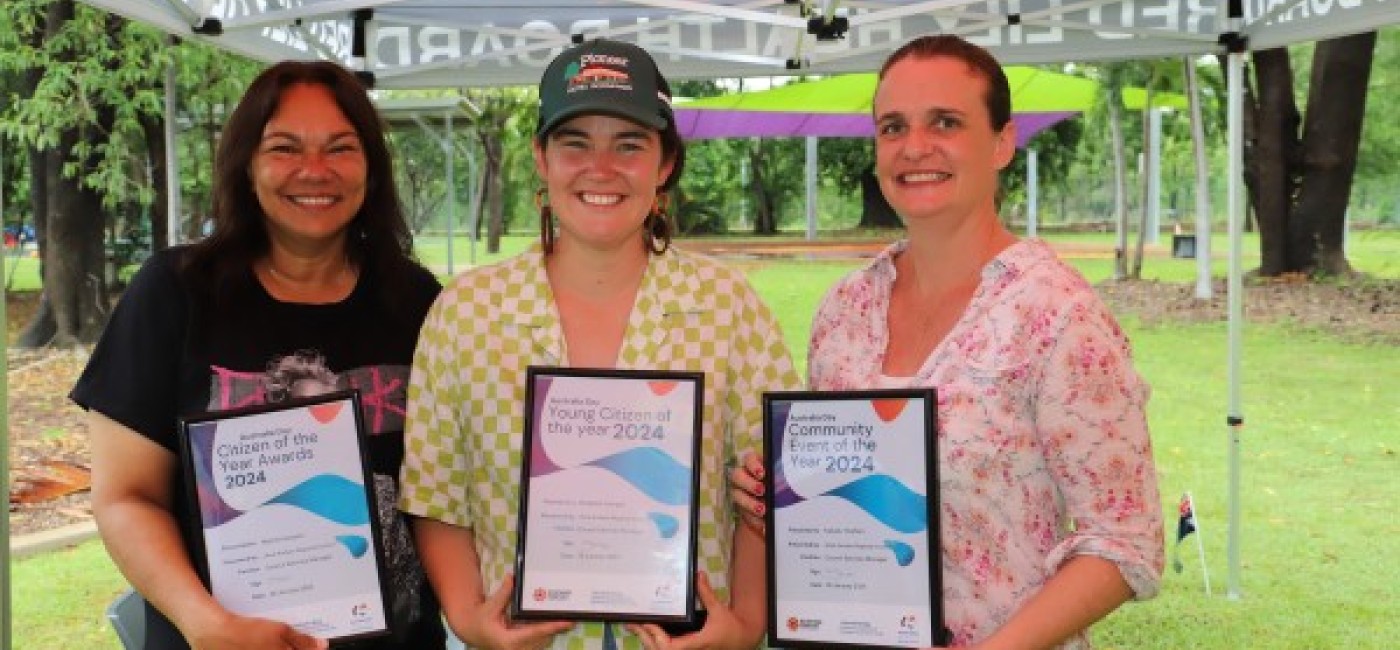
[71, 246, 446, 650]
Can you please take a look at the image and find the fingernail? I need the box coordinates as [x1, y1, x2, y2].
[755, 467, 765, 479]
[755, 504, 765, 516]
[755, 484, 765, 496]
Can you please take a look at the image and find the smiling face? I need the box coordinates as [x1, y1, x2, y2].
[533, 113, 675, 253]
[250, 82, 367, 251]
[873, 55, 1015, 227]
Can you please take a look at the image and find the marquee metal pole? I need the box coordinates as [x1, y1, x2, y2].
[1224, 6, 1246, 601]
[1, 132, 12, 650]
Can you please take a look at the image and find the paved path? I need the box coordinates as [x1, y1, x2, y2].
[10, 520, 99, 559]
[679, 237, 1176, 261]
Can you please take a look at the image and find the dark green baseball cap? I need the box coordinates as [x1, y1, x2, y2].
[536, 39, 674, 139]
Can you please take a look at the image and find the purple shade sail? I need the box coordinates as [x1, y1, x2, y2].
[674, 109, 1077, 148]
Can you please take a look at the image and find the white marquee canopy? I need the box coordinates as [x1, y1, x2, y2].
[75, 0, 1399, 88]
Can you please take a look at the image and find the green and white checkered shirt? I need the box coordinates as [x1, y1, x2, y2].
[400, 244, 801, 649]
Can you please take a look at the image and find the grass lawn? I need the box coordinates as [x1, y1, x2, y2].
[1093, 320, 1400, 649]
[9, 230, 1400, 648]
[15, 318, 1396, 649]
[11, 540, 128, 649]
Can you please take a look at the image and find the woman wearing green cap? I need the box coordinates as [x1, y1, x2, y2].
[399, 39, 801, 650]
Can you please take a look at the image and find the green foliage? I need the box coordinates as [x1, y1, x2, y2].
[1353, 30, 1400, 221]
[0, 2, 260, 242]
[0, 1, 170, 210]
[816, 137, 873, 192]
[388, 124, 451, 232]
[674, 138, 748, 233]
[464, 85, 537, 236]
[168, 43, 261, 235]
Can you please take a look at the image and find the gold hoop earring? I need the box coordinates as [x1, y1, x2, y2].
[644, 191, 673, 255]
[535, 188, 555, 255]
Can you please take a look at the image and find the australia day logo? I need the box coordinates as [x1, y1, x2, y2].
[787, 616, 821, 632]
[533, 586, 572, 602]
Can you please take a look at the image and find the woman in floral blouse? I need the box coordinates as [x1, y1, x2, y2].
[731, 35, 1163, 649]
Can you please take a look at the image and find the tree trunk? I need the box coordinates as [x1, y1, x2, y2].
[748, 148, 777, 235]
[467, 125, 506, 255]
[141, 110, 170, 252]
[857, 165, 900, 228]
[1248, 48, 1301, 276]
[1107, 86, 1129, 280]
[1131, 94, 1151, 280]
[15, 0, 112, 349]
[469, 159, 488, 247]
[483, 134, 505, 254]
[1293, 31, 1375, 276]
[16, 145, 56, 345]
[1247, 33, 1374, 278]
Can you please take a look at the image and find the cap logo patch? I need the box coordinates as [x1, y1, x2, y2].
[563, 54, 633, 94]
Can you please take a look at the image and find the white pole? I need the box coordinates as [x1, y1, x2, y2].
[1226, 42, 1246, 602]
[1344, 208, 1350, 255]
[1189, 492, 1214, 597]
[1027, 148, 1038, 238]
[165, 62, 183, 245]
[1185, 57, 1214, 300]
[805, 136, 817, 241]
[1147, 107, 1163, 246]
[1, 128, 10, 650]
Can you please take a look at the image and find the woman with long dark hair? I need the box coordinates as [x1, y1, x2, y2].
[73, 61, 445, 650]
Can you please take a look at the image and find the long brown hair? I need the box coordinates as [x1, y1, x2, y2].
[183, 60, 421, 314]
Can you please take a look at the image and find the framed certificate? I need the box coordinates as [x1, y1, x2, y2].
[179, 390, 390, 644]
[512, 367, 703, 624]
[763, 389, 946, 650]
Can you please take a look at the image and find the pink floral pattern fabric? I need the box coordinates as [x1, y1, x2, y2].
[808, 239, 1163, 649]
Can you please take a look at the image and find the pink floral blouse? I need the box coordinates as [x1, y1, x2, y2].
[808, 239, 1164, 648]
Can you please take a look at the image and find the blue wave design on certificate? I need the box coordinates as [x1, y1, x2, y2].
[884, 539, 916, 566]
[647, 512, 681, 539]
[266, 474, 371, 526]
[583, 447, 691, 506]
[336, 535, 371, 558]
[827, 474, 927, 534]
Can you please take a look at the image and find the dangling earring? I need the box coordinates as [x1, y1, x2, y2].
[643, 191, 672, 255]
[535, 188, 555, 255]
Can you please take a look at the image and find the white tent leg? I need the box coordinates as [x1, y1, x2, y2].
[1, 132, 10, 650]
[166, 61, 183, 245]
[1147, 108, 1162, 246]
[1185, 57, 1213, 300]
[1226, 45, 1245, 602]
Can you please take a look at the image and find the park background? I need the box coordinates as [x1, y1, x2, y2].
[4, 5, 1400, 649]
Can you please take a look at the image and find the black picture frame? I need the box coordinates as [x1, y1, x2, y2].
[511, 366, 704, 625]
[178, 389, 391, 645]
[763, 388, 947, 650]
